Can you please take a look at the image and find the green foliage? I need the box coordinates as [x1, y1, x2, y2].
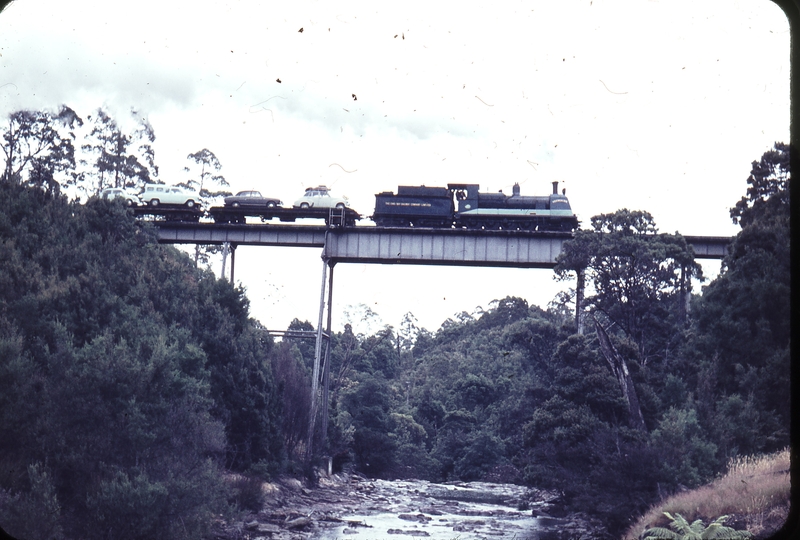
[650, 408, 718, 489]
[390, 413, 441, 478]
[182, 148, 231, 266]
[191, 279, 283, 473]
[643, 512, 752, 539]
[729, 141, 788, 228]
[0, 182, 284, 538]
[1, 105, 81, 192]
[556, 210, 702, 361]
[1, 463, 63, 540]
[271, 342, 311, 459]
[183, 148, 230, 201]
[452, 430, 506, 481]
[340, 373, 397, 477]
[82, 108, 156, 194]
[689, 143, 790, 458]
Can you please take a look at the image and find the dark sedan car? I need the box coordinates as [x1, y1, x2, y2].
[224, 190, 282, 208]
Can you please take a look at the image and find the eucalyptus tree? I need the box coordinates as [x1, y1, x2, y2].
[554, 210, 701, 431]
[0, 105, 82, 193]
[81, 108, 157, 195]
[183, 148, 230, 203]
[183, 148, 231, 267]
[555, 210, 701, 364]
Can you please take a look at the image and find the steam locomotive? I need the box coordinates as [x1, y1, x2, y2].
[373, 181, 578, 231]
[133, 181, 578, 232]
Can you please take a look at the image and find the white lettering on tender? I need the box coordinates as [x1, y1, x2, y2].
[385, 202, 433, 207]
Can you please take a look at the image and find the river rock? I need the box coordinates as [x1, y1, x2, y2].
[285, 516, 312, 529]
[398, 513, 432, 523]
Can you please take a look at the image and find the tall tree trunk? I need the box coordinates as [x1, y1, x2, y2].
[593, 317, 647, 432]
[575, 268, 585, 335]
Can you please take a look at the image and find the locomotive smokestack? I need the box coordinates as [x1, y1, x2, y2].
[552, 181, 559, 195]
[512, 183, 521, 196]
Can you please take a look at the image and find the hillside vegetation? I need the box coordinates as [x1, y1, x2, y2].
[0, 182, 285, 539]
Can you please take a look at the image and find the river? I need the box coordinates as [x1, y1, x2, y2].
[311, 478, 562, 539]
[220, 473, 604, 540]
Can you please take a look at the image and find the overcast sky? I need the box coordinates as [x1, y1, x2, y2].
[0, 0, 790, 334]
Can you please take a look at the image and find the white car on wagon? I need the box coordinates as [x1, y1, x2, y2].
[100, 188, 140, 206]
[141, 184, 200, 208]
[292, 185, 350, 209]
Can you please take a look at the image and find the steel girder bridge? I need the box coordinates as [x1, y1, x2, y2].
[150, 221, 733, 462]
[153, 222, 731, 270]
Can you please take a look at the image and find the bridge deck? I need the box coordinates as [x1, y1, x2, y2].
[151, 223, 731, 268]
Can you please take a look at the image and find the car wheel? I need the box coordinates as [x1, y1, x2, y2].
[125, 199, 134, 207]
[150, 199, 159, 207]
[267, 201, 277, 208]
[186, 200, 195, 208]
[335, 203, 346, 209]
[300, 202, 310, 209]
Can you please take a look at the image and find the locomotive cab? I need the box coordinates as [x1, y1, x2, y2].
[447, 184, 480, 212]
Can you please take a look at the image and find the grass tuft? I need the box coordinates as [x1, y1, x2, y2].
[623, 448, 790, 540]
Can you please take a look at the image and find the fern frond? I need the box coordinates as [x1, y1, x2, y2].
[645, 512, 753, 540]
[669, 514, 695, 536]
[643, 526, 681, 540]
[700, 524, 753, 539]
[690, 519, 705, 531]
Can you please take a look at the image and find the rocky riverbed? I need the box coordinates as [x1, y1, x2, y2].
[213, 472, 606, 540]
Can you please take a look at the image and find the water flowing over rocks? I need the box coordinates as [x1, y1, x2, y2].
[212, 473, 606, 540]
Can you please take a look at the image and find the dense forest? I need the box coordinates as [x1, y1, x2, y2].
[0, 106, 791, 539]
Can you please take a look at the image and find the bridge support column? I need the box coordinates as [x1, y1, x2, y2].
[306, 257, 335, 471]
[230, 243, 237, 283]
[320, 262, 335, 452]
